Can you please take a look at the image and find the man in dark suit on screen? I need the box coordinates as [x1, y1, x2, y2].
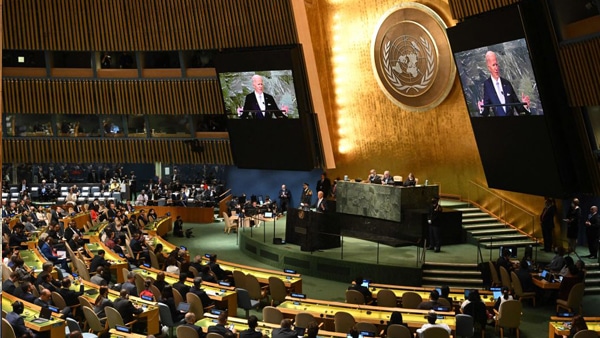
[238, 75, 288, 119]
[478, 51, 530, 117]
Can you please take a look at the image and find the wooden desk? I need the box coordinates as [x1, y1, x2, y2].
[532, 276, 561, 290]
[277, 297, 455, 332]
[144, 217, 173, 237]
[2, 292, 66, 337]
[62, 212, 92, 230]
[82, 221, 109, 242]
[196, 313, 347, 337]
[548, 316, 600, 338]
[76, 279, 160, 335]
[370, 283, 495, 308]
[85, 242, 129, 283]
[109, 328, 148, 338]
[136, 266, 238, 312]
[201, 256, 302, 293]
[146, 235, 190, 263]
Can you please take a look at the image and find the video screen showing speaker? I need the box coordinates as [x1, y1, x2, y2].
[215, 46, 320, 170]
[447, 3, 575, 196]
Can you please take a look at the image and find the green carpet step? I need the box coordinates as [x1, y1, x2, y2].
[469, 228, 516, 236]
[423, 262, 479, 268]
[454, 207, 482, 213]
[422, 269, 481, 277]
[439, 200, 471, 208]
[584, 286, 600, 294]
[462, 212, 491, 218]
[480, 240, 540, 249]
[421, 276, 483, 284]
[475, 234, 530, 242]
[462, 223, 506, 230]
[462, 217, 499, 224]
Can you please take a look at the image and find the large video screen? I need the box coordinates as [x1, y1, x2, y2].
[447, 3, 577, 196]
[453, 38, 544, 117]
[219, 70, 298, 119]
[214, 46, 321, 171]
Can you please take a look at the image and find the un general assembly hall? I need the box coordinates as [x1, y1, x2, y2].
[2, 0, 600, 337]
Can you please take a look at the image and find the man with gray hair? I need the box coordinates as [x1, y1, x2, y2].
[239, 74, 288, 119]
[585, 205, 599, 259]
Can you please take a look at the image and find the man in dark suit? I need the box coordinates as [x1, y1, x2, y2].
[239, 75, 287, 119]
[89, 249, 109, 274]
[14, 282, 37, 303]
[540, 197, 557, 252]
[240, 315, 262, 338]
[316, 172, 332, 198]
[315, 191, 328, 213]
[278, 184, 291, 214]
[427, 197, 443, 252]
[300, 183, 313, 207]
[182, 312, 205, 338]
[347, 276, 372, 303]
[3, 271, 19, 295]
[6, 301, 34, 338]
[113, 289, 144, 324]
[189, 277, 214, 308]
[478, 51, 530, 117]
[584, 205, 599, 259]
[173, 272, 191, 296]
[58, 278, 85, 307]
[272, 319, 298, 338]
[208, 312, 236, 335]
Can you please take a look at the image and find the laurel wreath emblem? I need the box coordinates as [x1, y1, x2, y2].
[383, 36, 434, 93]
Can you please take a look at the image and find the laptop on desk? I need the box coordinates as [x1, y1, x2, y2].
[31, 306, 53, 323]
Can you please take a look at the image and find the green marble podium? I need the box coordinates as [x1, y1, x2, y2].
[335, 181, 439, 222]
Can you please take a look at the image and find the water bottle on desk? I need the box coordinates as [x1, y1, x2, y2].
[424, 180, 428, 186]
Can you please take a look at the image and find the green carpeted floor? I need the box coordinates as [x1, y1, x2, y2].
[166, 218, 600, 337]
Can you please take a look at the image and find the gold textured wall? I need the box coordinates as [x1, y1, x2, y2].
[303, 0, 547, 235]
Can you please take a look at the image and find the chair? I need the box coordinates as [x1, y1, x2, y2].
[188, 266, 199, 278]
[401, 291, 422, 309]
[510, 271, 536, 307]
[556, 282, 585, 314]
[66, 317, 98, 338]
[2, 263, 13, 281]
[233, 270, 246, 290]
[207, 333, 225, 338]
[2, 317, 16, 338]
[157, 302, 179, 338]
[346, 289, 366, 304]
[245, 274, 269, 304]
[148, 250, 161, 269]
[377, 289, 398, 307]
[237, 288, 260, 318]
[53, 291, 80, 316]
[121, 268, 130, 284]
[105, 306, 137, 329]
[134, 273, 146, 296]
[499, 266, 512, 289]
[488, 261, 501, 287]
[495, 300, 522, 338]
[177, 325, 200, 338]
[263, 306, 284, 324]
[437, 297, 452, 308]
[223, 212, 238, 234]
[269, 276, 288, 306]
[455, 314, 474, 338]
[172, 287, 184, 307]
[573, 330, 599, 338]
[150, 284, 162, 300]
[295, 312, 317, 329]
[82, 306, 108, 337]
[387, 324, 412, 338]
[334, 311, 356, 333]
[356, 322, 378, 334]
[421, 326, 450, 338]
[186, 292, 206, 320]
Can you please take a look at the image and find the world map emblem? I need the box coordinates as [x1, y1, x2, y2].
[371, 3, 456, 112]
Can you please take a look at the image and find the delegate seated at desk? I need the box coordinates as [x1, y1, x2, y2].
[367, 169, 381, 184]
[403, 173, 416, 187]
[416, 312, 451, 337]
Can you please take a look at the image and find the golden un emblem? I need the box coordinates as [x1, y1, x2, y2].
[371, 3, 455, 112]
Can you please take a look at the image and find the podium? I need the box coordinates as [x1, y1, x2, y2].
[285, 208, 341, 252]
[238, 109, 288, 119]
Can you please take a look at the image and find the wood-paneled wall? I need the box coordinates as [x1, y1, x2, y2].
[558, 37, 600, 106]
[3, 78, 224, 115]
[2, 0, 298, 51]
[2, 139, 233, 164]
[448, 0, 520, 20]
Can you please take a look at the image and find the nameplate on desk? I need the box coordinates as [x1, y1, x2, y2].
[290, 293, 306, 299]
[218, 281, 231, 287]
[284, 268, 296, 274]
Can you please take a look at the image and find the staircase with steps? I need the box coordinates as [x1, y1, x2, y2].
[453, 204, 539, 250]
[422, 262, 483, 290]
